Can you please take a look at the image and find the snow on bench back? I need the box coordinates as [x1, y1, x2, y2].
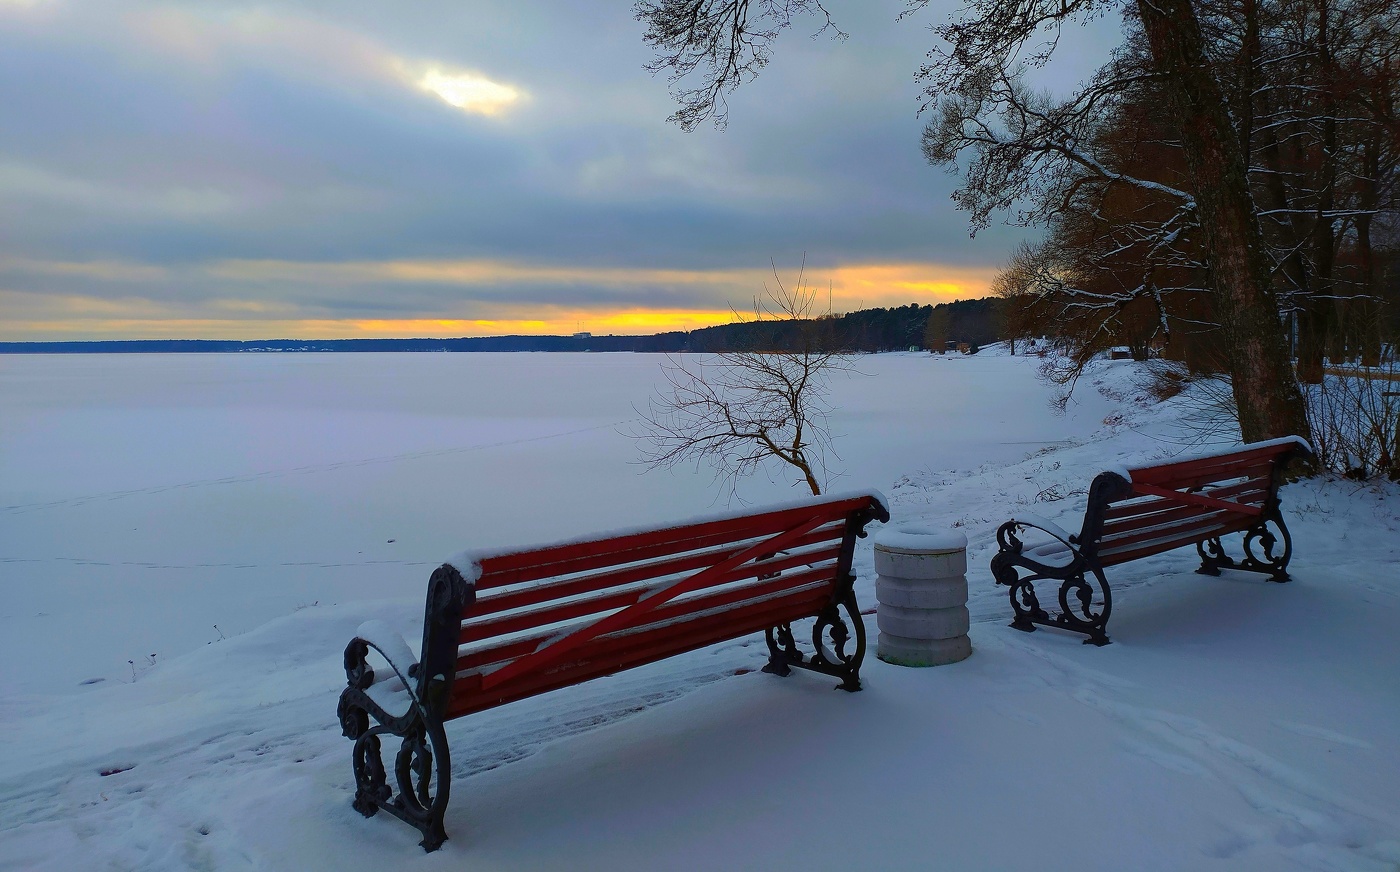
[443, 489, 890, 586]
[1102, 436, 1313, 484]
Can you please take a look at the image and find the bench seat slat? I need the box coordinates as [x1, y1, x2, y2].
[1129, 483, 1265, 517]
[467, 522, 846, 620]
[447, 591, 831, 719]
[1101, 490, 1268, 534]
[1100, 507, 1247, 551]
[459, 542, 843, 643]
[456, 564, 840, 672]
[1098, 517, 1256, 566]
[1102, 479, 1269, 521]
[476, 512, 836, 691]
[474, 497, 872, 588]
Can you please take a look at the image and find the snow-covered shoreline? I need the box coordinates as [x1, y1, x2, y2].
[2, 352, 1396, 870]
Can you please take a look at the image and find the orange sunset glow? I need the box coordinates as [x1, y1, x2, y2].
[1, 260, 997, 341]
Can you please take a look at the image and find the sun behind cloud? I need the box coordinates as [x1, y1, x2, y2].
[412, 65, 522, 116]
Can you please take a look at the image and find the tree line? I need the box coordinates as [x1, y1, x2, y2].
[0, 303, 952, 356]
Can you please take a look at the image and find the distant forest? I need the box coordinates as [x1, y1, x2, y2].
[1, 300, 1003, 354]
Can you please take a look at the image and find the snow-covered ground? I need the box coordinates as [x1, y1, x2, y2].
[1, 351, 1396, 871]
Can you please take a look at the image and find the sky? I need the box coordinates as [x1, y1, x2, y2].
[0, 0, 1119, 340]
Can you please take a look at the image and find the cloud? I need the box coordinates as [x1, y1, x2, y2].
[36, 4, 527, 119]
[0, 0, 1094, 340]
[0, 161, 243, 219]
[0, 256, 168, 282]
[195, 256, 995, 311]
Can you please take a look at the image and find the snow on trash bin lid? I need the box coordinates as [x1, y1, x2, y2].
[873, 526, 967, 554]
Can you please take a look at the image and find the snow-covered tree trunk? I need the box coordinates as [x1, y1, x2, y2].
[1135, 0, 1312, 444]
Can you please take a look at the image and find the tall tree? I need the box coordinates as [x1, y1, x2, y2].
[1131, 0, 1310, 440]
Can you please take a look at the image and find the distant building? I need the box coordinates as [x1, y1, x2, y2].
[573, 332, 592, 339]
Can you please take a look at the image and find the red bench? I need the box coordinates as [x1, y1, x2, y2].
[336, 492, 889, 850]
[990, 438, 1313, 645]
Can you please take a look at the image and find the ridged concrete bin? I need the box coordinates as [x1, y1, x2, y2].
[874, 527, 972, 667]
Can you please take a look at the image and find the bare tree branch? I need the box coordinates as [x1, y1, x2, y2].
[632, 258, 851, 496]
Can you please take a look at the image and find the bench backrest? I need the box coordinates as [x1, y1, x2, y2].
[1079, 438, 1312, 566]
[416, 494, 887, 720]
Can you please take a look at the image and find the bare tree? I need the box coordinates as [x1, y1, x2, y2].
[635, 260, 848, 496]
[990, 241, 1057, 356]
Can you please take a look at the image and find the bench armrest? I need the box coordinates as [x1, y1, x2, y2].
[994, 514, 1084, 575]
[357, 619, 420, 675]
[1001, 513, 1078, 549]
[344, 620, 423, 705]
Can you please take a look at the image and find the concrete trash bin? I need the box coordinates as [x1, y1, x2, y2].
[874, 526, 972, 667]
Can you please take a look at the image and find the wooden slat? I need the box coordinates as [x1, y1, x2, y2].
[1130, 483, 1265, 517]
[455, 564, 839, 674]
[1130, 460, 1276, 495]
[1100, 508, 1234, 552]
[459, 542, 842, 644]
[1128, 449, 1285, 487]
[466, 523, 845, 620]
[461, 582, 830, 682]
[1098, 516, 1256, 566]
[447, 591, 830, 719]
[476, 512, 833, 691]
[1103, 478, 1269, 521]
[462, 586, 644, 646]
[614, 565, 834, 639]
[1103, 504, 1227, 541]
[1199, 477, 1276, 502]
[1102, 490, 1267, 534]
[1131, 453, 1282, 487]
[474, 496, 875, 588]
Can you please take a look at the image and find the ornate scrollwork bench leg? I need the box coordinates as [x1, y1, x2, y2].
[763, 580, 866, 691]
[762, 507, 881, 691]
[1195, 498, 1294, 583]
[337, 564, 472, 852]
[991, 549, 1050, 634]
[991, 520, 1113, 646]
[338, 639, 454, 852]
[1240, 500, 1294, 582]
[1194, 537, 1236, 576]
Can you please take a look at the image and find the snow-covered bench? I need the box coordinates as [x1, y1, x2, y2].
[335, 492, 889, 851]
[990, 438, 1314, 646]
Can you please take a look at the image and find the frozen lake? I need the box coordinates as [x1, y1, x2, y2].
[1, 351, 1114, 691]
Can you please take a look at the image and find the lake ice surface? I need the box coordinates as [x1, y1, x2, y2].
[1, 351, 1112, 690]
